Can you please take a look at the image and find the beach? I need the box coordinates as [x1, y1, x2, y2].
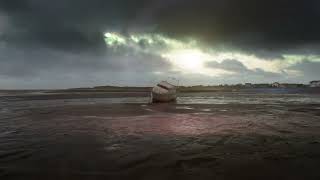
[1, 89, 320, 179]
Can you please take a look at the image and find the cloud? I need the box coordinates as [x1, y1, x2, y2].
[0, 0, 146, 52]
[206, 59, 282, 80]
[0, 0, 320, 88]
[154, 0, 320, 50]
[0, 42, 173, 89]
[289, 61, 320, 82]
[206, 59, 248, 72]
[1, 0, 320, 52]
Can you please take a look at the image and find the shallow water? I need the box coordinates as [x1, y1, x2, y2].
[1, 91, 320, 110]
[1, 91, 320, 179]
[178, 92, 320, 104]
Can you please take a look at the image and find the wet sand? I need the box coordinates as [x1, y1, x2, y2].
[1, 92, 320, 179]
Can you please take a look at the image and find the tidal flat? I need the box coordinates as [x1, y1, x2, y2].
[1, 90, 320, 180]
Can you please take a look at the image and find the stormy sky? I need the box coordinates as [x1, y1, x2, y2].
[1, 0, 320, 89]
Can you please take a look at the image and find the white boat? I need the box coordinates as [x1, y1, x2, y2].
[151, 81, 177, 103]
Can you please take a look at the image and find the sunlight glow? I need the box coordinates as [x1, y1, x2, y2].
[162, 49, 205, 71]
[103, 31, 320, 77]
[162, 49, 232, 76]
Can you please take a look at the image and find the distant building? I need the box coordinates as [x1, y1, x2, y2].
[272, 82, 281, 88]
[310, 81, 320, 87]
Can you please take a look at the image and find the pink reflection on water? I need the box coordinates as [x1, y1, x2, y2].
[108, 114, 244, 136]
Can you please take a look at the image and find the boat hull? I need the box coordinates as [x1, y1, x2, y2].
[152, 91, 177, 103]
[151, 81, 177, 103]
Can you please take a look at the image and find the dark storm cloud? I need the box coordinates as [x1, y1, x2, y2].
[155, 0, 320, 52]
[0, 0, 153, 52]
[1, 0, 320, 52]
[1, 0, 320, 88]
[0, 0, 173, 88]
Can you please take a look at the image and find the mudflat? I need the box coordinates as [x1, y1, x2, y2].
[1, 91, 320, 180]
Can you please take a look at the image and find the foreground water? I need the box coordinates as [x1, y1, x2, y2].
[1, 90, 320, 179]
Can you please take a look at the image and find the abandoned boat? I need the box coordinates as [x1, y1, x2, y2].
[151, 81, 177, 102]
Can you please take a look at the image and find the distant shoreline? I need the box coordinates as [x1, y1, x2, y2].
[1, 87, 319, 99]
[0, 84, 313, 91]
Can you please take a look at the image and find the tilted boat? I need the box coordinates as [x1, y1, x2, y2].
[151, 81, 177, 103]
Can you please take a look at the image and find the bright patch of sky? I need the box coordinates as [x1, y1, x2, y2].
[104, 32, 320, 77]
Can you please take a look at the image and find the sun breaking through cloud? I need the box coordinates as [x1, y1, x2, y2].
[104, 32, 320, 79]
[1, 0, 320, 88]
